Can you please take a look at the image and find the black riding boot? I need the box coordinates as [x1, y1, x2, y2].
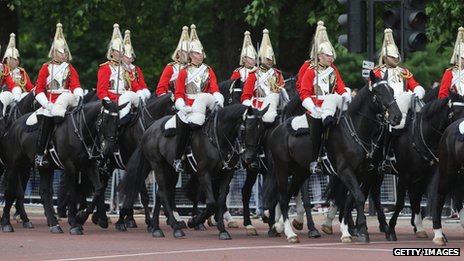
[35, 116, 53, 168]
[173, 116, 190, 173]
[308, 116, 323, 175]
[378, 130, 397, 175]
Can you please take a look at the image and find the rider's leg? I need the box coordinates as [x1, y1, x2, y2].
[308, 115, 323, 175]
[35, 115, 53, 168]
[173, 115, 190, 173]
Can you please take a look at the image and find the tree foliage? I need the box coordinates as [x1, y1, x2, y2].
[1, 0, 460, 91]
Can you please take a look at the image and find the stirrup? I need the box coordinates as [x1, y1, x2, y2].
[173, 159, 185, 173]
[309, 161, 323, 175]
[35, 155, 49, 169]
[378, 159, 397, 175]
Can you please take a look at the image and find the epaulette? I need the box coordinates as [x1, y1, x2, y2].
[99, 61, 110, 67]
[399, 66, 413, 79]
[249, 67, 258, 73]
[168, 61, 177, 66]
[446, 65, 458, 71]
[372, 64, 385, 73]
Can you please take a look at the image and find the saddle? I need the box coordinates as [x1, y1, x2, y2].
[286, 114, 310, 136]
[161, 115, 176, 137]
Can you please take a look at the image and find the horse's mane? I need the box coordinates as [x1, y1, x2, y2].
[347, 85, 369, 114]
[217, 104, 248, 122]
[421, 97, 449, 120]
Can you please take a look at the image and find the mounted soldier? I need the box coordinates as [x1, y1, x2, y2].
[240, 28, 284, 124]
[299, 21, 350, 175]
[173, 24, 224, 173]
[122, 29, 151, 103]
[34, 23, 84, 168]
[96, 24, 141, 123]
[375, 28, 425, 174]
[230, 31, 257, 83]
[2, 33, 34, 100]
[438, 27, 464, 99]
[156, 26, 190, 97]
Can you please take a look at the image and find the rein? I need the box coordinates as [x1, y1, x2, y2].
[70, 105, 104, 159]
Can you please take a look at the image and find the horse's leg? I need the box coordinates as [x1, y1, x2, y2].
[275, 164, 299, 243]
[140, 184, 155, 231]
[38, 169, 63, 233]
[387, 177, 408, 241]
[216, 171, 235, 240]
[292, 186, 305, 231]
[322, 202, 338, 235]
[91, 169, 110, 228]
[339, 171, 369, 243]
[64, 165, 83, 235]
[301, 177, 321, 238]
[187, 170, 216, 231]
[242, 167, 258, 235]
[155, 166, 184, 238]
[14, 168, 33, 229]
[369, 174, 390, 237]
[431, 167, 449, 246]
[151, 192, 165, 237]
[1, 168, 20, 232]
[408, 182, 428, 238]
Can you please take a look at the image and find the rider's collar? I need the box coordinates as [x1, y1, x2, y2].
[50, 59, 63, 65]
[317, 63, 328, 70]
[190, 62, 202, 67]
[259, 65, 271, 71]
[110, 59, 120, 66]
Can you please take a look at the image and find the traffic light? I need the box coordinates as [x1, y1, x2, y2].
[338, 0, 366, 53]
[403, 0, 426, 52]
[383, 8, 401, 46]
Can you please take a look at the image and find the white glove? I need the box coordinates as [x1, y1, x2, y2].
[136, 90, 146, 100]
[35, 92, 49, 108]
[103, 97, 111, 101]
[302, 97, 322, 118]
[413, 86, 425, 99]
[45, 102, 53, 111]
[213, 92, 224, 107]
[12, 86, 22, 102]
[175, 98, 192, 113]
[242, 99, 252, 106]
[73, 87, 84, 99]
[341, 90, 352, 103]
[143, 88, 151, 99]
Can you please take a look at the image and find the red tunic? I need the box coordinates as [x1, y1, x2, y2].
[96, 62, 140, 102]
[156, 63, 177, 96]
[438, 67, 461, 99]
[299, 64, 346, 107]
[174, 64, 219, 106]
[35, 62, 81, 103]
[240, 68, 284, 108]
[0, 64, 17, 90]
[296, 60, 311, 93]
[134, 65, 148, 90]
[230, 69, 241, 81]
[8, 67, 35, 92]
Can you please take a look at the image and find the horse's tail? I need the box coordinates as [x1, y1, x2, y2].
[118, 145, 151, 209]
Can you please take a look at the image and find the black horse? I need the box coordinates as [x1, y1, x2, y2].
[386, 91, 464, 241]
[0, 99, 121, 234]
[267, 71, 401, 243]
[430, 115, 464, 245]
[219, 79, 244, 106]
[119, 104, 251, 239]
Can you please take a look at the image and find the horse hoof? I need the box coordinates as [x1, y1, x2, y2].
[147, 226, 154, 233]
[174, 229, 186, 238]
[219, 231, 232, 240]
[308, 229, 321, 238]
[50, 225, 63, 233]
[287, 236, 300, 243]
[227, 221, 239, 228]
[358, 233, 370, 243]
[14, 215, 22, 223]
[433, 237, 446, 246]
[386, 232, 397, 241]
[321, 224, 333, 235]
[246, 226, 258, 236]
[194, 223, 207, 231]
[292, 219, 303, 231]
[69, 226, 83, 235]
[2, 224, 14, 232]
[152, 229, 165, 238]
[76, 210, 89, 224]
[115, 223, 127, 232]
[178, 220, 187, 229]
[416, 231, 428, 238]
[341, 236, 352, 243]
[23, 221, 34, 229]
[124, 219, 137, 228]
[98, 218, 109, 229]
[268, 228, 281, 238]
[207, 217, 216, 227]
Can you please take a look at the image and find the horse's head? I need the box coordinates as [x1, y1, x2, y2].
[219, 79, 243, 106]
[99, 100, 124, 157]
[242, 105, 269, 168]
[369, 70, 402, 126]
[448, 91, 464, 121]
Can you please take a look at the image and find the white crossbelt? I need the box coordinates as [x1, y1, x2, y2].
[187, 64, 207, 85]
[257, 68, 274, 88]
[313, 66, 334, 86]
[46, 62, 68, 85]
